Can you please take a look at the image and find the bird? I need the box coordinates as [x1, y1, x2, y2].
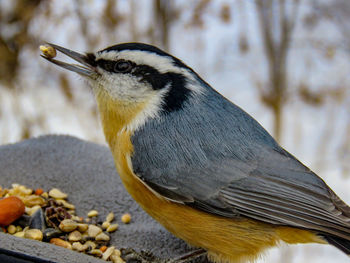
[41, 42, 350, 263]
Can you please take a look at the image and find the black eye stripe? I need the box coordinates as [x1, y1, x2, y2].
[96, 61, 171, 90]
[96, 59, 134, 73]
[96, 59, 115, 72]
[114, 60, 132, 72]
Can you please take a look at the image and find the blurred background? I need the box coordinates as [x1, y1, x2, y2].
[0, 0, 349, 262]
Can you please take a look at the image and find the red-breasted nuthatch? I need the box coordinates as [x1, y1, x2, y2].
[42, 43, 350, 263]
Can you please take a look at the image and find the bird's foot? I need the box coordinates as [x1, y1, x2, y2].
[171, 248, 208, 263]
[121, 248, 166, 263]
[120, 248, 209, 263]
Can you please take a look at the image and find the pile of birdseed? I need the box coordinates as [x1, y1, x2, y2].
[0, 184, 132, 263]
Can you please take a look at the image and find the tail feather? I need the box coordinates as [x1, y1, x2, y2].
[322, 235, 350, 255]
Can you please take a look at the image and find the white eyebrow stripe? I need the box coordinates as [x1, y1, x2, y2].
[96, 50, 186, 74]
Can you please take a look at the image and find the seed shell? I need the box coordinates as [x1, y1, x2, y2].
[72, 242, 88, 252]
[68, 230, 82, 242]
[50, 238, 72, 249]
[107, 223, 118, 233]
[121, 213, 131, 224]
[24, 229, 43, 241]
[89, 249, 103, 257]
[59, 219, 78, 232]
[7, 225, 16, 234]
[102, 246, 115, 260]
[95, 232, 110, 241]
[88, 224, 102, 238]
[106, 212, 114, 222]
[102, 221, 110, 229]
[77, 223, 88, 232]
[48, 188, 67, 199]
[87, 210, 98, 217]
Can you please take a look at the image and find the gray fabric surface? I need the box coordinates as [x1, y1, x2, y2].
[0, 135, 193, 263]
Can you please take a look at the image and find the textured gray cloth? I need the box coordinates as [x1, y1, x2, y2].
[0, 135, 193, 263]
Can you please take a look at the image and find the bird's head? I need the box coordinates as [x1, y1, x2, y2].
[42, 43, 204, 137]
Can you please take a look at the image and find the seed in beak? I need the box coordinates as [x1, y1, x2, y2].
[40, 43, 95, 77]
[40, 44, 57, 59]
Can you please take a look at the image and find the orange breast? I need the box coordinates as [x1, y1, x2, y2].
[109, 131, 325, 263]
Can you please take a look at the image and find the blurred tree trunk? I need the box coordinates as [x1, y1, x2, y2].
[129, 0, 139, 41]
[255, 0, 299, 142]
[153, 0, 176, 51]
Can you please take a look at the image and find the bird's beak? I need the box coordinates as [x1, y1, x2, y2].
[41, 43, 96, 77]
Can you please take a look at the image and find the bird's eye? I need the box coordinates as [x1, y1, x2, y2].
[114, 60, 132, 73]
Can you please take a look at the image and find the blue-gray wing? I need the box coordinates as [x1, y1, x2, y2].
[131, 89, 350, 239]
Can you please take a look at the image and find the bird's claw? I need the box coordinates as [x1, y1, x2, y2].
[121, 248, 167, 263]
[120, 248, 209, 263]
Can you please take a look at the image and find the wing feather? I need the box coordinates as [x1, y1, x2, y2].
[137, 154, 350, 240]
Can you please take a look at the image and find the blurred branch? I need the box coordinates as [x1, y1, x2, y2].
[59, 74, 73, 102]
[187, 0, 211, 28]
[312, 104, 337, 173]
[309, 0, 350, 54]
[104, 0, 120, 26]
[238, 1, 250, 54]
[220, 4, 231, 23]
[339, 121, 350, 177]
[338, 93, 350, 178]
[153, 0, 178, 51]
[298, 83, 346, 106]
[255, 0, 300, 142]
[0, 0, 43, 87]
[75, 0, 97, 49]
